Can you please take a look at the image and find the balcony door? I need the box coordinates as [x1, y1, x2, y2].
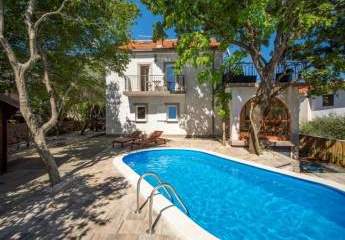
[165, 63, 176, 92]
[140, 65, 150, 91]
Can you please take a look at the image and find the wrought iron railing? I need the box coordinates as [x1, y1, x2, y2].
[124, 75, 185, 93]
[223, 62, 306, 83]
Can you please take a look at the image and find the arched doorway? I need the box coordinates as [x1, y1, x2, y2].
[239, 98, 290, 141]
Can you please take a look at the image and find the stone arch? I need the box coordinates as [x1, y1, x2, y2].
[239, 97, 291, 141]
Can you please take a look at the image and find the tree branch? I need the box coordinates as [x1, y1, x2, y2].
[22, 0, 68, 72]
[267, 0, 299, 73]
[25, 0, 36, 56]
[39, 48, 58, 133]
[21, 0, 41, 72]
[34, 0, 68, 31]
[231, 38, 267, 81]
[268, 31, 290, 71]
[57, 81, 76, 119]
[231, 40, 251, 52]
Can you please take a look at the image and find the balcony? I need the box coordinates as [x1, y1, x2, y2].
[223, 62, 305, 85]
[123, 75, 185, 96]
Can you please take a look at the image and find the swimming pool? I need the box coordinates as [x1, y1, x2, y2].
[121, 148, 345, 240]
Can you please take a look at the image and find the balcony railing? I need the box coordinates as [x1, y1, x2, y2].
[223, 62, 306, 84]
[124, 75, 185, 93]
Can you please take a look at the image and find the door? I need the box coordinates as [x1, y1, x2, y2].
[140, 65, 150, 91]
[165, 63, 176, 92]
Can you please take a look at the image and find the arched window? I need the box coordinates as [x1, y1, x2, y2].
[239, 98, 290, 141]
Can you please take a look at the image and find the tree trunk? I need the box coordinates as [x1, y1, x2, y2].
[222, 120, 226, 145]
[33, 130, 61, 185]
[80, 120, 89, 135]
[0, 0, 67, 186]
[248, 100, 263, 155]
[16, 72, 61, 186]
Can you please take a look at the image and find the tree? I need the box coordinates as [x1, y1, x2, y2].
[290, 2, 345, 96]
[63, 65, 107, 135]
[0, 0, 138, 185]
[215, 88, 231, 145]
[142, 0, 340, 154]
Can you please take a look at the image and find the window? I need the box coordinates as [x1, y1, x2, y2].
[140, 65, 150, 91]
[135, 104, 147, 122]
[165, 63, 176, 92]
[166, 104, 178, 122]
[322, 94, 334, 107]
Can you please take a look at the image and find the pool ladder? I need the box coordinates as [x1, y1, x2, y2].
[135, 172, 189, 234]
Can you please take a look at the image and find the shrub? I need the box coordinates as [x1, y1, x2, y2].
[300, 114, 345, 140]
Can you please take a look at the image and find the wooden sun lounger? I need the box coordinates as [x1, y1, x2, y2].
[112, 130, 142, 148]
[130, 131, 167, 149]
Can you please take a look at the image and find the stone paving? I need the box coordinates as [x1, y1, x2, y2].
[0, 134, 344, 240]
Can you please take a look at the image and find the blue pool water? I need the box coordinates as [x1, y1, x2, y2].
[123, 149, 345, 240]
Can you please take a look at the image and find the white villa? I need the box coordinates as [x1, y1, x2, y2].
[106, 39, 342, 147]
[106, 39, 223, 138]
[299, 90, 345, 123]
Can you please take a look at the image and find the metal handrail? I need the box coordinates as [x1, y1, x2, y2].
[124, 74, 185, 92]
[223, 61, 306, 83]
[147, 183, 189, 234]
[135, 172, 173, 213]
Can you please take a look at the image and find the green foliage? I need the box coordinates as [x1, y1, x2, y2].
[174, 32, 217, 80]
[214, 51, 245, 120]
[62, 64, 106, 122]
[152, 22, 167, 41]
[223, 51, 247, 75]
[142, 0, 341, 87]
[300, 114, 345, 140]
[215, 90, 232, 120]
[142, 0, 343, 153]
[142, 0, 334, 59]
[301, 69, 345, 96]
[290, 1, 345, 96]
[1, 0, 138, 122]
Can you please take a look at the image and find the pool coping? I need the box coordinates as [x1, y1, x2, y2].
[112, 147, 345, 240]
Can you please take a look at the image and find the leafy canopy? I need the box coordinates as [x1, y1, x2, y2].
[290, 2, 345, 95]
[1, 0, 138, 120]
[143, 0, 343, 154]
[142, 0, 340, 88]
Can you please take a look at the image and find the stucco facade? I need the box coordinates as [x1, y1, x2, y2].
[106, 43, 223, 137]
[299, 90, 345, 123]
[106, 40, 306, 145]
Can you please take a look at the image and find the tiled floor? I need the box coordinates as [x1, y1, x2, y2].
[0, 134, 344, 239]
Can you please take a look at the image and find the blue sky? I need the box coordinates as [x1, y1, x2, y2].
[131, 0, 176, 40]
[131, 0, 273, 61]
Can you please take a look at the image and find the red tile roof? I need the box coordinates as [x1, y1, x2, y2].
[122, 39, 220, 51]
[297, 84, 310, 95]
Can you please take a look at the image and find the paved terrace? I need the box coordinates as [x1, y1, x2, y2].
[0, 134, 344, 240]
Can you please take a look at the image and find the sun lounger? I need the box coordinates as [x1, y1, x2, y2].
[130, 130, 167, 149]
[112, 130, 142, 148]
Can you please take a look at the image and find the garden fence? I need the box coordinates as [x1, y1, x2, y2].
[299, 134, 345, 167]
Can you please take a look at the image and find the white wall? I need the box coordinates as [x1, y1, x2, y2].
[310, 90, 345, 118]
[299, 90, 345, 123]
[299, 96, 312, 124]
[229, 86, 256, 143]
[229, 85, 300, 144]
[106, 50, 223, 136]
